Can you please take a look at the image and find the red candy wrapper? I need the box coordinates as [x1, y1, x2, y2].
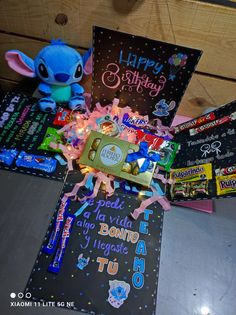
[173, 112, 215, 134]
[53, 108, 73, 126]
[135, 130, 164, 151]
[215, 165, 236, 176]
[189, 112, 236, 136]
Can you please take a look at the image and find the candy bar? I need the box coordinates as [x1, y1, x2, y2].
[189, 112, 236, 136]
[171, 182, 190, 198]
[170, 163, 212, 183]
[215, 165, 236, 176]
[190, 180, 209, 197]
[38, 127, 63, 153]
[43, 198, 70, 255]
[53, 108, 72, 126]
[16, 151, 57, 173]
[0, 148, 18, 166]
[173, 112, 215, 134]
[216, 174, 236, 196]
[48, 214, 75, 273]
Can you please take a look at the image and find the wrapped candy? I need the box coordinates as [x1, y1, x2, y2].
[38, 127, 63, 153]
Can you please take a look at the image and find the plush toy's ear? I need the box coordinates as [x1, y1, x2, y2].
[83, 48, 93, 75]
[5, 50, 36, 77]
[78, 253, 83, 259]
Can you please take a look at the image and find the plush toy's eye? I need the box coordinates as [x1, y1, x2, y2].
[74, 64, 82, 78]
[38, 63, 48, 78]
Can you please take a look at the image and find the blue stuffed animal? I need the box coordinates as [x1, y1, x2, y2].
[5, 39, 92, 112]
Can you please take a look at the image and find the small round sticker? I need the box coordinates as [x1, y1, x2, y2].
[100, 144, 123, 166]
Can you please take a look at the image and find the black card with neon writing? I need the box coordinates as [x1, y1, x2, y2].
[0, 92, 67, 181]
[170, 100, 236, 201]
[25, 183, 163, 315]
[91, 26, 202, 127]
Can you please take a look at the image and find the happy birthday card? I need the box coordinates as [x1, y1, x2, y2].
[91, 26, 202, 126]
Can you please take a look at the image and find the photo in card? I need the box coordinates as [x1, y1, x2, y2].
[91, 26, 202, 126]
[25, 183, 163, 315]
[169, 100, 236, 201]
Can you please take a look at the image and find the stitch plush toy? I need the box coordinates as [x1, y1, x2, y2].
[5, 40, 92, 112]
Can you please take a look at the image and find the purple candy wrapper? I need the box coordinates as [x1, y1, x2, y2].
[48, 214, 75, 273]
[43, 198, 70, 255]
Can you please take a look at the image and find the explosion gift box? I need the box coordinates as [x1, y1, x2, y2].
[79, 131, 160, 187]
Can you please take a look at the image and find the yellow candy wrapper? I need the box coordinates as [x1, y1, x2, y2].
[216, 174, 236, 195]
[170, 163, 212, 182]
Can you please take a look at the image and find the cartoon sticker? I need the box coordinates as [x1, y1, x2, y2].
[108, 280, 131, 308]
[152, 99, 176, 117]
[76, 254, 90, 270]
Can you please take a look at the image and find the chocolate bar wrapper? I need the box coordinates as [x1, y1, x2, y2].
[0, 148, 18, 166]
[216, 174, 236, 196]
[170, 163, 212, 183]
[16, 151, 57, 173]
[48, 214, 75, 273]
[43, 198, 70, 254]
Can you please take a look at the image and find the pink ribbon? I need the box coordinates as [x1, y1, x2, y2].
[130, 194, 171, 220]
[147, 118, 173, 139]
[78, 172, 115, 202]
[65, 171, 116, 202]
[130, 168, 172, 220]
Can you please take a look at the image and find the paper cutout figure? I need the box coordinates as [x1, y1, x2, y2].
[152, 99, 176, 117]
[168, 53, 188, 81]
[108, 280, 130, 308]
[76, 254, 90, 270]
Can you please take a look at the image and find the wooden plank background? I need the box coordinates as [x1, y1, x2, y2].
[0, 0, 235, 118]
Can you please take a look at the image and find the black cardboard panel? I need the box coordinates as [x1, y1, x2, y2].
[0, 92, 67, 181]
[92, 26, 202, 127]
[25, 183, 163, 315]
[170, 100, 236, 201]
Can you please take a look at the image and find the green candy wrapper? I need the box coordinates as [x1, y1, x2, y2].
[38, 127, 63, 153]
[157, 141, 179, 172]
